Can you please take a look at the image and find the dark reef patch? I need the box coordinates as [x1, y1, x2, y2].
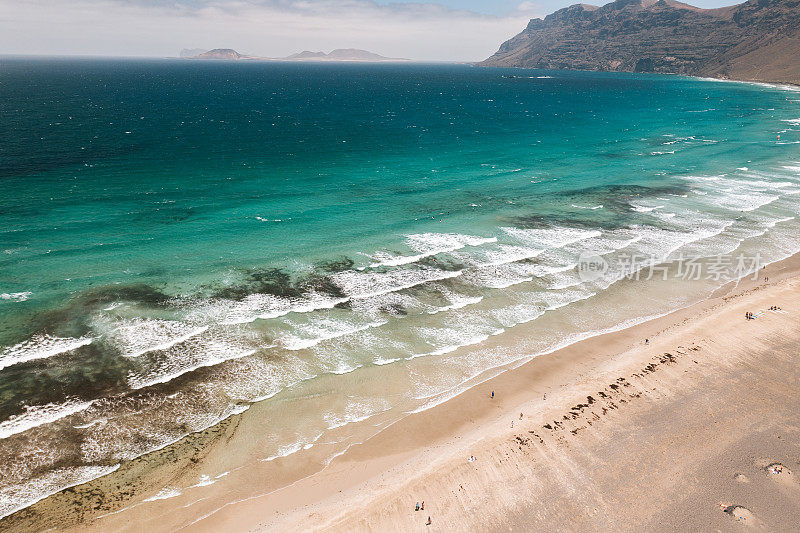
[0, 341, 132, 421]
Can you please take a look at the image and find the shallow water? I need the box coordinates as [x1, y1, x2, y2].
[1, 58, 799, 516]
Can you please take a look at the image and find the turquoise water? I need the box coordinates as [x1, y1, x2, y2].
[1, 58, 800, 516]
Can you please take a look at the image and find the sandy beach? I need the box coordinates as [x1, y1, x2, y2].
[195, 258, 800, 532]
[2, 252, 798, 532]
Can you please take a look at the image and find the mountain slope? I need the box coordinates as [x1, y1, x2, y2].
[480, 0, 800, 84]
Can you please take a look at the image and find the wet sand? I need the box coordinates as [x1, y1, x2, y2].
[4, 256, 800, 532]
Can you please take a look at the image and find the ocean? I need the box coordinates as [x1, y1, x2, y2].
[1, 57, 799, 516]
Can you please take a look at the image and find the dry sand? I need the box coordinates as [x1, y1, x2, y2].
[4, 258, 800, 532]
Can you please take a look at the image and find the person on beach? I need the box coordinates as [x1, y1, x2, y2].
[426, 516, 432, 525]
[421, 501, 425, 510]
[491, 391, 494, 399]
[519, 412, 523, 420]
[645, 338, 649, 345]
[415, 502, 420, 511]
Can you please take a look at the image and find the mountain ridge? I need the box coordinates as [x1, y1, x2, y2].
[480, 0, 800, 85]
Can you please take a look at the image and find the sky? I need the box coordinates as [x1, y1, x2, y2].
[0, 0, 738, 62]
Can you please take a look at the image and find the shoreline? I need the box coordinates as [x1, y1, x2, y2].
[5, 249, 800, 531]
[195, 250, 800, 532]
[473, 62, 800, 90]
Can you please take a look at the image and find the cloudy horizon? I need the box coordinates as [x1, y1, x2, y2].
[0, 0, 738, 62]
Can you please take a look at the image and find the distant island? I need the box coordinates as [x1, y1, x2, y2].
[180, 48, 408, 62]
[192, 49, 245, 60]
[480, 0, 800, 85]
[283, 49, 407, 61]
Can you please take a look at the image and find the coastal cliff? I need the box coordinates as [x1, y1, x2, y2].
[481, 0, 800, 85]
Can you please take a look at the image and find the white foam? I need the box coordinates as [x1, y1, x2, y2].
[323, 400, 390, 430]
[261, 432, 324, 462]
[410, 327, 505, 360]
[0, 400, 94, 439]
[144, 487, 182, 502]
[367, 233, 496, 268]
[213, 293, 348, 325]
[108, 319, 209, 358]
[490, 304, 546, 329]
[127, 344, 258, 390]
[716, 191, 780, 212]
[73, 418, 107, 430]
[502, 226, 602, 249]
[564, 231, 641, 256]
[0, 292, 31, 302]
[230, 404, 250, 416]
[190, 475, 216, 488]
[280, 320, 386, 351]
[0, 335, 93, 371]
[469, 267, 532, 289]
[630, 203, 664, 213]
[427, 295, 483, 314]
[532, 263, 578, 277]
[332, 267, 462, 300]
[463, 245, 544, 268]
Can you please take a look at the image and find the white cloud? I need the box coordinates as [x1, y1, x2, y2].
[514, 1, 541, 13]
[0, 0, 539, 61]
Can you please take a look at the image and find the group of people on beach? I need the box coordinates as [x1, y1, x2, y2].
[414, 502, 431, 525]
[747, 305, 783, 319]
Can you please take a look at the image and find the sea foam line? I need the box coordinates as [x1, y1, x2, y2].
[347, 270, 463, 300]
[127, 349, 258, 390]
[121, 326, 210, 358]
[0, 400, 95, 439]
[0, 335, 93, 372]
[0, 292, 32, 302]
[368, 235, 497, 268]
[220, 296, 349, 325]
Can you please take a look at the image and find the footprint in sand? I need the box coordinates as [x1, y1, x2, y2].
[722, 504, 758, 526]
[764, 462, 796, 486]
